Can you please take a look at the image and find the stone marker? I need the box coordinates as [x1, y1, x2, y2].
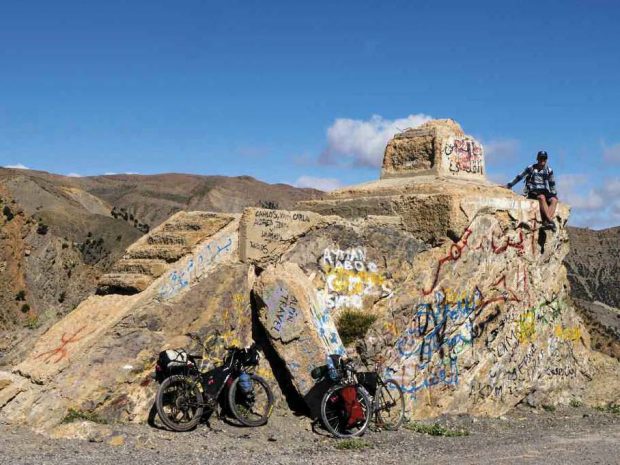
[381, 119, 485, 180]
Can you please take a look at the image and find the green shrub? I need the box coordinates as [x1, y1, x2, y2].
[334, 438, 370, 450]
[24, 314, 39, 329]
[20, 303, 30, 313]
[594, 403, 620, 414]
[15, 290, 26, 301]
[542, 404, 556, 412]
[336, 309, 377, 346]
[36, 222, 48, 235]
[61, 408, 107, 424]
[569, 399, 583, 408]
[2, 205, 14, 221]
[404, 421, 469, 437]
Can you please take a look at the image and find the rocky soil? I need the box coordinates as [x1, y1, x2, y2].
[0, 406, 618, 465]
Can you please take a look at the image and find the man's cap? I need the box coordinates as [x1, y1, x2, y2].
[537, 150, 548, 159]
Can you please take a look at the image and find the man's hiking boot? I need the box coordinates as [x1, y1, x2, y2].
[544, 220, 557, 232]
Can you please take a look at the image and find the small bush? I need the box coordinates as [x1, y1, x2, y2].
[116, 235, 122, 242]
[61, 408, 107, 424]
[334, 438, 370, 450]
[58, 291, 66, 303]
[404, 421, 469, 437]
[594, 403, 620, 414]
[569, 399, 583, 408]
[15, 290, 26, 301]
[542, 404, 556, 412]
[36, 222, 48, 235]
[2, 205, 14, 221]
[87, 231, 92, 238]
[24, 314, 39, 329]
[20, 303, 30, 313]
[336, 310, 378, 346]
[62, 243, 69, 249]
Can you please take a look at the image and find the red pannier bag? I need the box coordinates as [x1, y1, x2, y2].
[340, 386, 365, 427]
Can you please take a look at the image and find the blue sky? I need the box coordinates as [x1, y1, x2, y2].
[1, 0, 619, 228]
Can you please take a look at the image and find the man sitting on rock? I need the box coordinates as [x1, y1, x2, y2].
[506, 150, 558, 232]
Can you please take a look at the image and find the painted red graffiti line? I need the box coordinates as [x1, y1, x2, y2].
[492, 229, 525, 255]
[34, 326, 91, 364]
[528, 215, 543, 255]
[422, 229, 472, 296]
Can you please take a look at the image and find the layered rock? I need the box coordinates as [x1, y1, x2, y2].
[97, 212, 235, 295]
[381, 119, 485, 180]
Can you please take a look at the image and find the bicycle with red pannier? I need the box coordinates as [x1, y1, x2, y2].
[311, 355, 405, 438]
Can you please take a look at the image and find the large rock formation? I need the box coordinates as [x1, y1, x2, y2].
[1, 118, 618, 434]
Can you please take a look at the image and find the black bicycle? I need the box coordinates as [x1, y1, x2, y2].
[312, 356, 405, 438]
[154, 343, 274, 431]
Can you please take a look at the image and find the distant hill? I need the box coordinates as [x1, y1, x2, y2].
[0, 168, 320, 349]
[565, 226, 620, 359]
[565, 226, 620, 308]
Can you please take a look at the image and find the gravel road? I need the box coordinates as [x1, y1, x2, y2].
[0, 406, 618, 465]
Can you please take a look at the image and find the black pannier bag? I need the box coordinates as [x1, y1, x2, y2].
[201, 365, 229, 398]
[357, 372, 378, 396]
[155, 349, 194, 382]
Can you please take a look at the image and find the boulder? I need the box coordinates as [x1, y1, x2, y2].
[253, 262, 344, 397]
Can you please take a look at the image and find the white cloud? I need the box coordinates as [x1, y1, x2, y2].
[560, 174, 620, 229]
[320, 113, 433, 167]
[3, 163, 30, 170]
[484, 138, 520, 164]
[295, 176, 343, 192]
[66, 172, 83, 178]
[559, 174, 604, 210]
[603, 143, 620, 163]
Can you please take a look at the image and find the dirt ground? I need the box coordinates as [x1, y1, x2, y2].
[0, 405, 618, 465]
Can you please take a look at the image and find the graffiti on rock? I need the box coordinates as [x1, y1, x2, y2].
[158, 235, 233, 300]
[312, 295, 346, 356]
[320, 246, 392, 310]
[263, 284, 301, 335]
[35, 326, 92, 364]
[383, 290, 481, 396]
[443, 137, 484, 175]
[248, 209, 312, 254]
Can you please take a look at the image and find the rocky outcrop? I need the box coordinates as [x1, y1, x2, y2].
[97, 212, 235, 295]
[1, 118, 618, 435]
[0, 215, 242, 431]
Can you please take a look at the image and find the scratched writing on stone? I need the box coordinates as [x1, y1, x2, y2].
[158, 235, 233, 300]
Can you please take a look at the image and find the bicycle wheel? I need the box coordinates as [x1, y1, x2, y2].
[320, 384, 372, 438]
[156, 375, 204, 432]
[375, 378, 405, 430]
[227, 374, 274, 427]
